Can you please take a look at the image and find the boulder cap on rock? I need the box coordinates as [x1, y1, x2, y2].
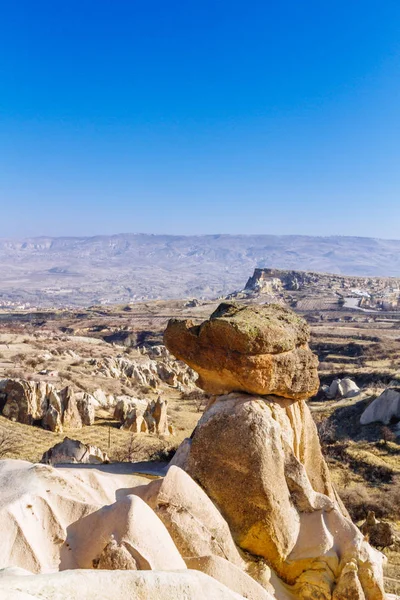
[164, 302, 319, 399]
[170, 302, 311, 356]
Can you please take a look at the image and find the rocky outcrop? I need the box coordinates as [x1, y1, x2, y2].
[185, 556, 274, 600]
[164, 302, 319, 399]
[0, 380, 94, 432]
[360, 512, 396, 548]
[0, 459, 260, 600]
[177, 393, 385, 598]
[132, 465, 244, 567]
[0, 302, 389, 600]
[0, 459, 151, 573]
[41, 437, 109, 465]
[0, 569, 247, 600]
[90, 348, 196, 391]
[61, 494, 186, 571]
[165, 302, 386, 600]
[114, 395, 172, 436]
[360, 387, 400, 425]
[323, 377, 360, 400]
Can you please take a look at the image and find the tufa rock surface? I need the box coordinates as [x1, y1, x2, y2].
[0, 379, 94, 432]
[61, 494, 186, 572]
[41, 437, 109, 465]
[114, 395, 172, 436]
[177, 393, 386, 599]
[166, 302, 386, 599]
[164, 302, 319, 399]
[132, 465, 244, 568]
[360, 387, 400, 425]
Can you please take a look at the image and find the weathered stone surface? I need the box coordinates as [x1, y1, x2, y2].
[41, 437, 109, 465]
[0, 459, 150, 574]
[164, 302, 319, 399]
[61, 494, 186, 572]
[185, 555, 275, 600]
[2, 379, 49, 424]
[75, 392, 95, 426]
[360, 512, 395, 548]
[338, 377, 360, 398]
[0, 380, 98, 432]
[0, 569, 246, 600]
[180, 393, 385, 599]
[113, 396, 135, 422]
[59, 387, 82, 429]
[132, 465, 244, 568]
[42, 405, 63, 433]
[152, 396, 168, 435]
[326, 378, 360, 400]
[360, 387, 400, 425]
[96, 539, 138, 570]
[115, 395, 172, 436]
[332, 561, 366, 600]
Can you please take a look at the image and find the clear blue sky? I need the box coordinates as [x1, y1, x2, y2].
[1, 1, 400, 238]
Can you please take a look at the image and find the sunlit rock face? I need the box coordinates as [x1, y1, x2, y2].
[164, 302, 319, 399]
[165, 302, 386, 600]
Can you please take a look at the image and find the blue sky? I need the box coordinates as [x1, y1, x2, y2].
[1, 1, 400, 238]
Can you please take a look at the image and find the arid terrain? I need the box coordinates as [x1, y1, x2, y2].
[3, 233, 400, 307]
[0, 267, 399, 597]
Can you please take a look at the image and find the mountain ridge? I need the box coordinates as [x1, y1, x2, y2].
[2, 233, 400, 308]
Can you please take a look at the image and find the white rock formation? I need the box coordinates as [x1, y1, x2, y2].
[114, 396, 172, 436]
[60, 494, 186, 571]
[326, 377, 360, 399]
[0, 459, 150, 573]
[360, 387, 400, 425]
[0, 569, 246, 600]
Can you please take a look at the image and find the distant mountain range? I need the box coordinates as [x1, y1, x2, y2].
[1, 233, 400, 307]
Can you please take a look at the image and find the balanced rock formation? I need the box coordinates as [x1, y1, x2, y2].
[164, 302, 319, 399]
[41, 437, 109, 465]
[165, 303, 386, 600]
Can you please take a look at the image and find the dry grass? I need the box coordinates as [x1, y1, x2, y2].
[0, 387, 201, 464]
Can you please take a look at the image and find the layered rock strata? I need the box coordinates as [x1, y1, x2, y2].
[164, 302, 319, 399]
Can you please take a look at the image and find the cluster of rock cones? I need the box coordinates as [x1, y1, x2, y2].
[0, 303, 391, 599]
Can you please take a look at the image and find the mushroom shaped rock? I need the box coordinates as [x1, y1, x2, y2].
[132, 465, 244, 568]
[60, 493, 186, 572]
[164, 302, 319, 399]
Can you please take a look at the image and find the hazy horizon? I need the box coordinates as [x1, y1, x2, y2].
[2, 231, 400, 244]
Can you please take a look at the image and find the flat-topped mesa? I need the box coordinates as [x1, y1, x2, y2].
[164, 302, 319, 400]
